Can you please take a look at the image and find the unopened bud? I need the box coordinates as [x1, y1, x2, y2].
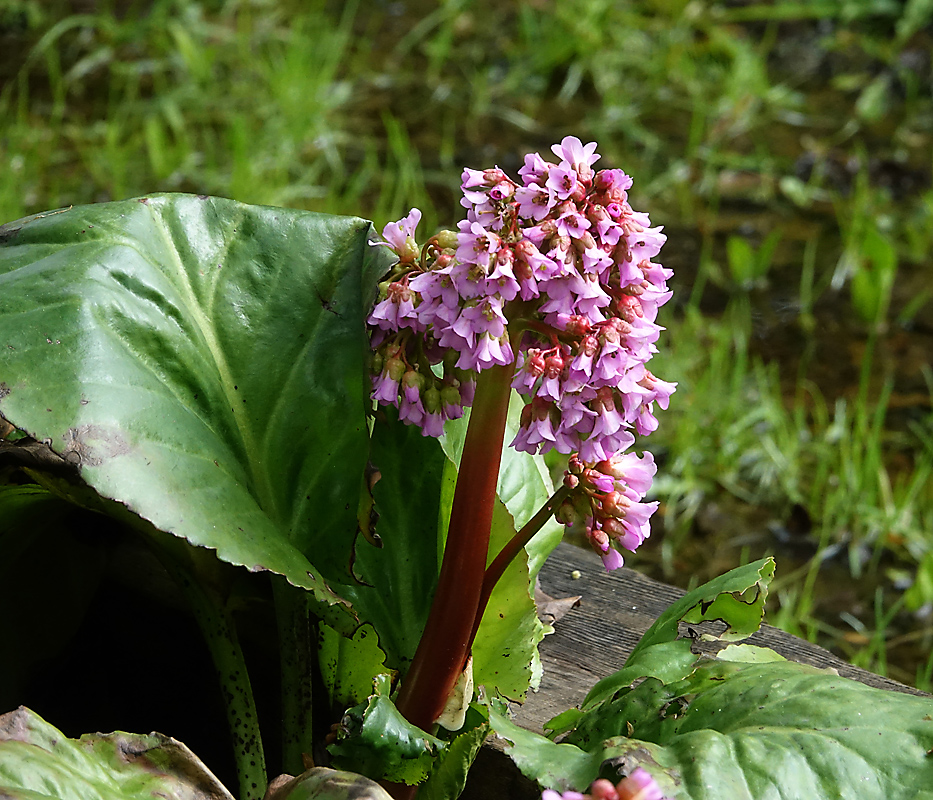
[527, 349, 546, 377]
[602, 491, 632, 520]
[483, 167, 507, 185]
[402, 369, 425, 392]
[555, 498, 583, 527]
[544, 353, 564, 380]
[589, 526, 610, 550]
[423, 385, 441, 414]
[560, 314, 592, 337]
[440, 384, 461, 408]
[434, 229, 459, 249]
[385, 356, 406, 382]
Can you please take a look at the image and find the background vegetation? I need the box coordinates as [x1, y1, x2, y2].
[2, 0, 932, 689]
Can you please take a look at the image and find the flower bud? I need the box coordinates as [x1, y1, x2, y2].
[434, 229, 459, 249]
[483, 167, 507, 185]
[423, 385, 441, 414]
[544, 352, 564, 380]
[588, 526, 610, 551]
[441, 386, 464, 420]
[601, 491, 632, 520]
[555, 497, 583, 527]
[385, 356, 406, 382]
[527, 349, 546, 377]
[402, 368, 425, 393]
[556, 314, 592, 337]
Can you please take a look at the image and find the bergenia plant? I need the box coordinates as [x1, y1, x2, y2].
[366, 137, 674, 740]
[1, 138, 931, 800]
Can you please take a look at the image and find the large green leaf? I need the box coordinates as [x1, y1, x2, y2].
[0, 706, 234, 800]
[0, 196, 395, 629]
[419, 703, 490, 800]
[470, 496, 547, 701]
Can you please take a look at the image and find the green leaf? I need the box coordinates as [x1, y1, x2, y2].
[328, 676, 446, 786]
[511, 559, 933, 800]
[266, 767, 393, 800]
[0, 196, 396, 631]
[608, 660, 933, 800]
[318, 622, 391, 709]
[442, 391, 563, 579]
[0, 706, 234, 800]
[333, 413, 448, 672]
[488, 706, 598, 793]
[577, 558, 775, 712]
[419, 704, 490, 800]
[471, 497, 547, 701]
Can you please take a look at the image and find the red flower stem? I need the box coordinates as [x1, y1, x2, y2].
[467, 483, 572, 650]
[394, 362, 514, 734]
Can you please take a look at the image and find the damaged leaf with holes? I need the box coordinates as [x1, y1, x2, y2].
[491, 558, 933, 800]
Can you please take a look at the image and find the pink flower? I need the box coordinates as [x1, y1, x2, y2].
[539, 767, 669, 800]
[551, 135, 600, 172]
[376, 208, 422, 263]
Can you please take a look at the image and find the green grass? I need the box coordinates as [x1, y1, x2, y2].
[2, 0, 932, 685]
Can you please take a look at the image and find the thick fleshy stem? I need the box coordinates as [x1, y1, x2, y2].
[394, 361, 514, 735]
[468, 483, 572, 649]
[274, 580, 316, 776]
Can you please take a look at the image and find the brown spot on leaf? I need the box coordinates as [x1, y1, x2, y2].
[0, 382, 9, 401]
[0, 706, 32, 742]
[62, 424, 132, 468]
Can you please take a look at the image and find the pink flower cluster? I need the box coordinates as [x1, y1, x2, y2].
[461, 137, 675, 463]
[367, 137, 674, 568]
[558, 451, 658, 570]
[368, 209, 477, 436]
[541, 768, 668, 800]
